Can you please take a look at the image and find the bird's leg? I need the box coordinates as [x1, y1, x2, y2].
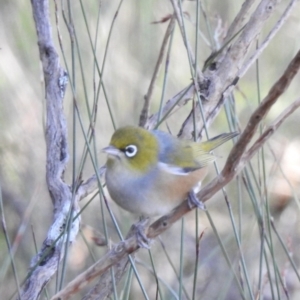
[132, 216, 152, 249]
[187, 190, 206, 210]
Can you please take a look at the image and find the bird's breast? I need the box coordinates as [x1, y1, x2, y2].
[105, 162, 207, 217]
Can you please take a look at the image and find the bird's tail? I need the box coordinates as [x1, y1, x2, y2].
[200, 132, 239, 152]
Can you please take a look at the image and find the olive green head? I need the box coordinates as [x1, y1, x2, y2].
[103, 126, 159, 173]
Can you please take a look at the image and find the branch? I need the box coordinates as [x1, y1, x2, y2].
[51, 47, 300, 300]
[199, 47, 300, 202]
[224, 0, 256, 43]
[19, 1, 80, 299]
[179, 0, 279, 140]
[81, 228, 136, 300]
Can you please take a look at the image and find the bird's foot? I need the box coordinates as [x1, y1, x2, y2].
[187, 191, 206, 210]
[132, 217, 151, 249]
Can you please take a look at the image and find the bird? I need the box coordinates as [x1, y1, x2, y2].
[102, 125, 237, 218]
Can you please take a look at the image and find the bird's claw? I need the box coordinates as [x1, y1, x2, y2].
[133, 217, 151, 249]
[188, 191, 206, 210]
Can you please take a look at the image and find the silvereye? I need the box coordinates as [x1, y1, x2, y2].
[102, 126, 237, 217]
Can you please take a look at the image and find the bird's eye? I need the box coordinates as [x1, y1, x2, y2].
[124, 145, 138, 158]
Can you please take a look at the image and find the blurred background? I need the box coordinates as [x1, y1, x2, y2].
[1, 0, 300, 299]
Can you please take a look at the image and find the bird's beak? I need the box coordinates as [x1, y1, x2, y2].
[101, 145, 121, 157]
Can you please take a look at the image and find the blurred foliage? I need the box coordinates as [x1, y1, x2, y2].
[1, 0, 300, 299]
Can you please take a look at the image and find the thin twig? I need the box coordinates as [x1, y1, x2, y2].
[0, 187, 22, 299]
[243, 98, 300, 162]
[145, 83, 195, 130]
[77, 167, 105, 201]
[139, 16, 176, 127]
[170, 0, 204, 82]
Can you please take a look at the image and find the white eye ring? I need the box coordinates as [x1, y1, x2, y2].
[124, 145, 138, 158]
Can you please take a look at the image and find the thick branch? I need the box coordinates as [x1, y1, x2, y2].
[224, 0, 256, 43]
[19, 1, 80, 299]
[179, 0, 279, 140]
